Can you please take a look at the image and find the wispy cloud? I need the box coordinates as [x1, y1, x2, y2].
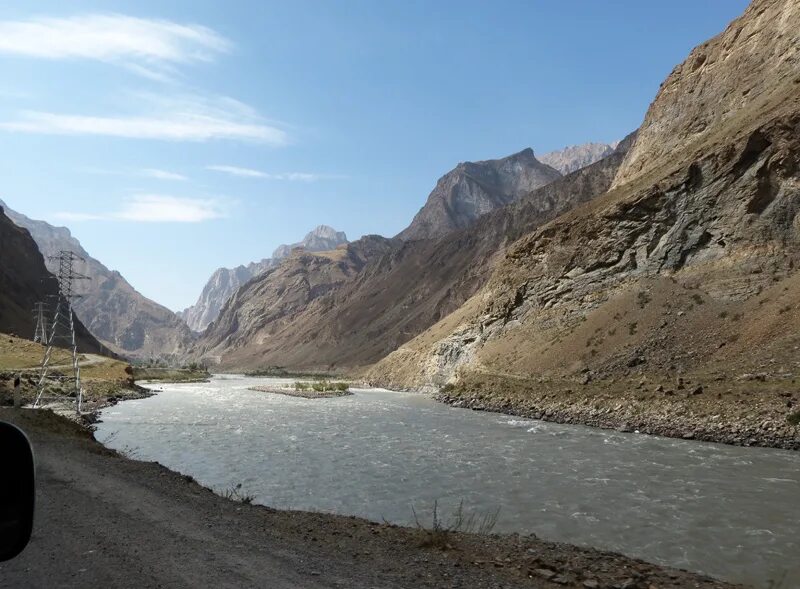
[140, 168, 187, 181]
[207, 165, 268, 178]
[55, 194, 227, 223]
[0, 92, 288, 144]
[207, 165, 345, 182]
[0, 14, 231, 79]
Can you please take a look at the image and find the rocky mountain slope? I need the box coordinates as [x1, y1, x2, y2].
[1, 201, 193, 360]
[0, 206, 101, 353]
[396, 148, 561, 241]
[181, 226, 347, 332]
[539, 142, 617, 175]
[195, 236, 395, 365]
[196, 139, 632, 371]
[365, 0, 800, 448]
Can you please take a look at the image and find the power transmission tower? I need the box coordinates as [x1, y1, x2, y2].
[32, 301, 48, 343]
[33, 251, 90, 414]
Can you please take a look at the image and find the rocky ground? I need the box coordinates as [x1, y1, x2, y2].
[0, 407, 742, 589]
[436, 372, 800, 450]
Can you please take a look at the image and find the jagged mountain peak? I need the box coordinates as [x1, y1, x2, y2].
[397, 148, 561, 241]
[183, 225, 349, 332]
[538, 143, 617, 175]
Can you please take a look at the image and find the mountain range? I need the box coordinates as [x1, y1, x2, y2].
[180, 226, 348, 333]
[0, 200, 194, 360]
[0, 204, 101, 353]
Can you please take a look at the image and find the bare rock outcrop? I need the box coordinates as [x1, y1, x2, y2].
[397, 148, 561, 241]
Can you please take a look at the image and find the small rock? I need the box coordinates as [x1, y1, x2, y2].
[682, 433, 695, 440]
[654, 384, 664, 393]
[583, 581, 599, 589]
[534, 568, 556, 579]
[691, 385, 703, 395]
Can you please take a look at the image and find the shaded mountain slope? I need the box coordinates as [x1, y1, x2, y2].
[198, 139, 633, 371]
[397, 148, 561, 241]
[181, 226, 348, 332]
[1, 202, 193, 359]
[0, 207, 102, 353]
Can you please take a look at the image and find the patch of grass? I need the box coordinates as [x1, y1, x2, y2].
[411, 500, 500, 550]
[223, 483, 254, 504]
[628, 322, 638, 336]
[296, 380, 350, 393]
[636, 291, 651, 309]
[691, 293, 705, 305]
[718, 311, 729, 319]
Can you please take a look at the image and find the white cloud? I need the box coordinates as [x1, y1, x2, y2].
[55, 195, 227, 223]
[0, 109, 286, 143]
[0, 14, 231, 78]
[207, 165, 268, 178]
[140, 168, 187, 181]
[207, 166, 345, 182]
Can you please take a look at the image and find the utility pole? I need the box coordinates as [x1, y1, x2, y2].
[33, 251, 89, 415]
[32, 301, 48, 343]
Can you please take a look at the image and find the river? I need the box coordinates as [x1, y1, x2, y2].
[95, 375, 800, 587]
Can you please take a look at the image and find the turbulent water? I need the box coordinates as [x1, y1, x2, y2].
[96, 376, 800, 587]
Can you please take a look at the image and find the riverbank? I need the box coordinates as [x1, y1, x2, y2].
[0, 333, 151, 415]
[432, 372, 800, 451]
[0, 407, 739, 589]
[132, 366, 212, 383]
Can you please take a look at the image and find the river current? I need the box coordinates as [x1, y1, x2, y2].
[95, 375, 800, 587]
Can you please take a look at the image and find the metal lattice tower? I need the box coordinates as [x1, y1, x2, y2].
[32, 301, 48, 343]
[33, 251, 90, 414]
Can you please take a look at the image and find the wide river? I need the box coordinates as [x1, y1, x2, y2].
[96, 376, 799, 587]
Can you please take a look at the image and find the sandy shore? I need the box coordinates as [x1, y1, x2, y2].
[0, 407, 740, 589]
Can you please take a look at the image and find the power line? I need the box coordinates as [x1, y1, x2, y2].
[33, 251, 90, 415]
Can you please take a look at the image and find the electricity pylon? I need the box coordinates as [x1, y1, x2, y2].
[33, 251, 90, 414]
[32, 301, 48, 343]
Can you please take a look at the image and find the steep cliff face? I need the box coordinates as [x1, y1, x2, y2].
[366, 0, 800, 392]
[195, 139, 631, 371]
[397, 149, 561, 241]
[181, 225, 348, 332]
[613, 0, 799, 189]
[0, 206, 101, 353]
[539, 143, 617, 175]
[1, 202, 193, 359]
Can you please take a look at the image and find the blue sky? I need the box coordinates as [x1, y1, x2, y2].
[0, 1, 749, 311]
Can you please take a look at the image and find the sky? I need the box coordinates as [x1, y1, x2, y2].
[0, 1, 750, 312]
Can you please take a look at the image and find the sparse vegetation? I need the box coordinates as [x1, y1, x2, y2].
[636, 291, 651, 308]
[411, 500, 500, 550]
[132, 365, 211, 383]
[788, 410, 800, 427]
[628, 322, 638, 335]
[223, 483, 254, 504]
[691, 293, 705, 305]
[297, 379, 350, 392]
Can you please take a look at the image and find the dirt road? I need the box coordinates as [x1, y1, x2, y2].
[0, 409, 738, 589]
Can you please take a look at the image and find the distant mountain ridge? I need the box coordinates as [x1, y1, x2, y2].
[396, 148, 561, 241]
[0, 200, 194, 359]
[539, 142, 618, 175]
[181, 225, 348, 332]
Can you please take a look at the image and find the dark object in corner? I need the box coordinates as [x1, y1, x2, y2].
[0, 421, 35, 561]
